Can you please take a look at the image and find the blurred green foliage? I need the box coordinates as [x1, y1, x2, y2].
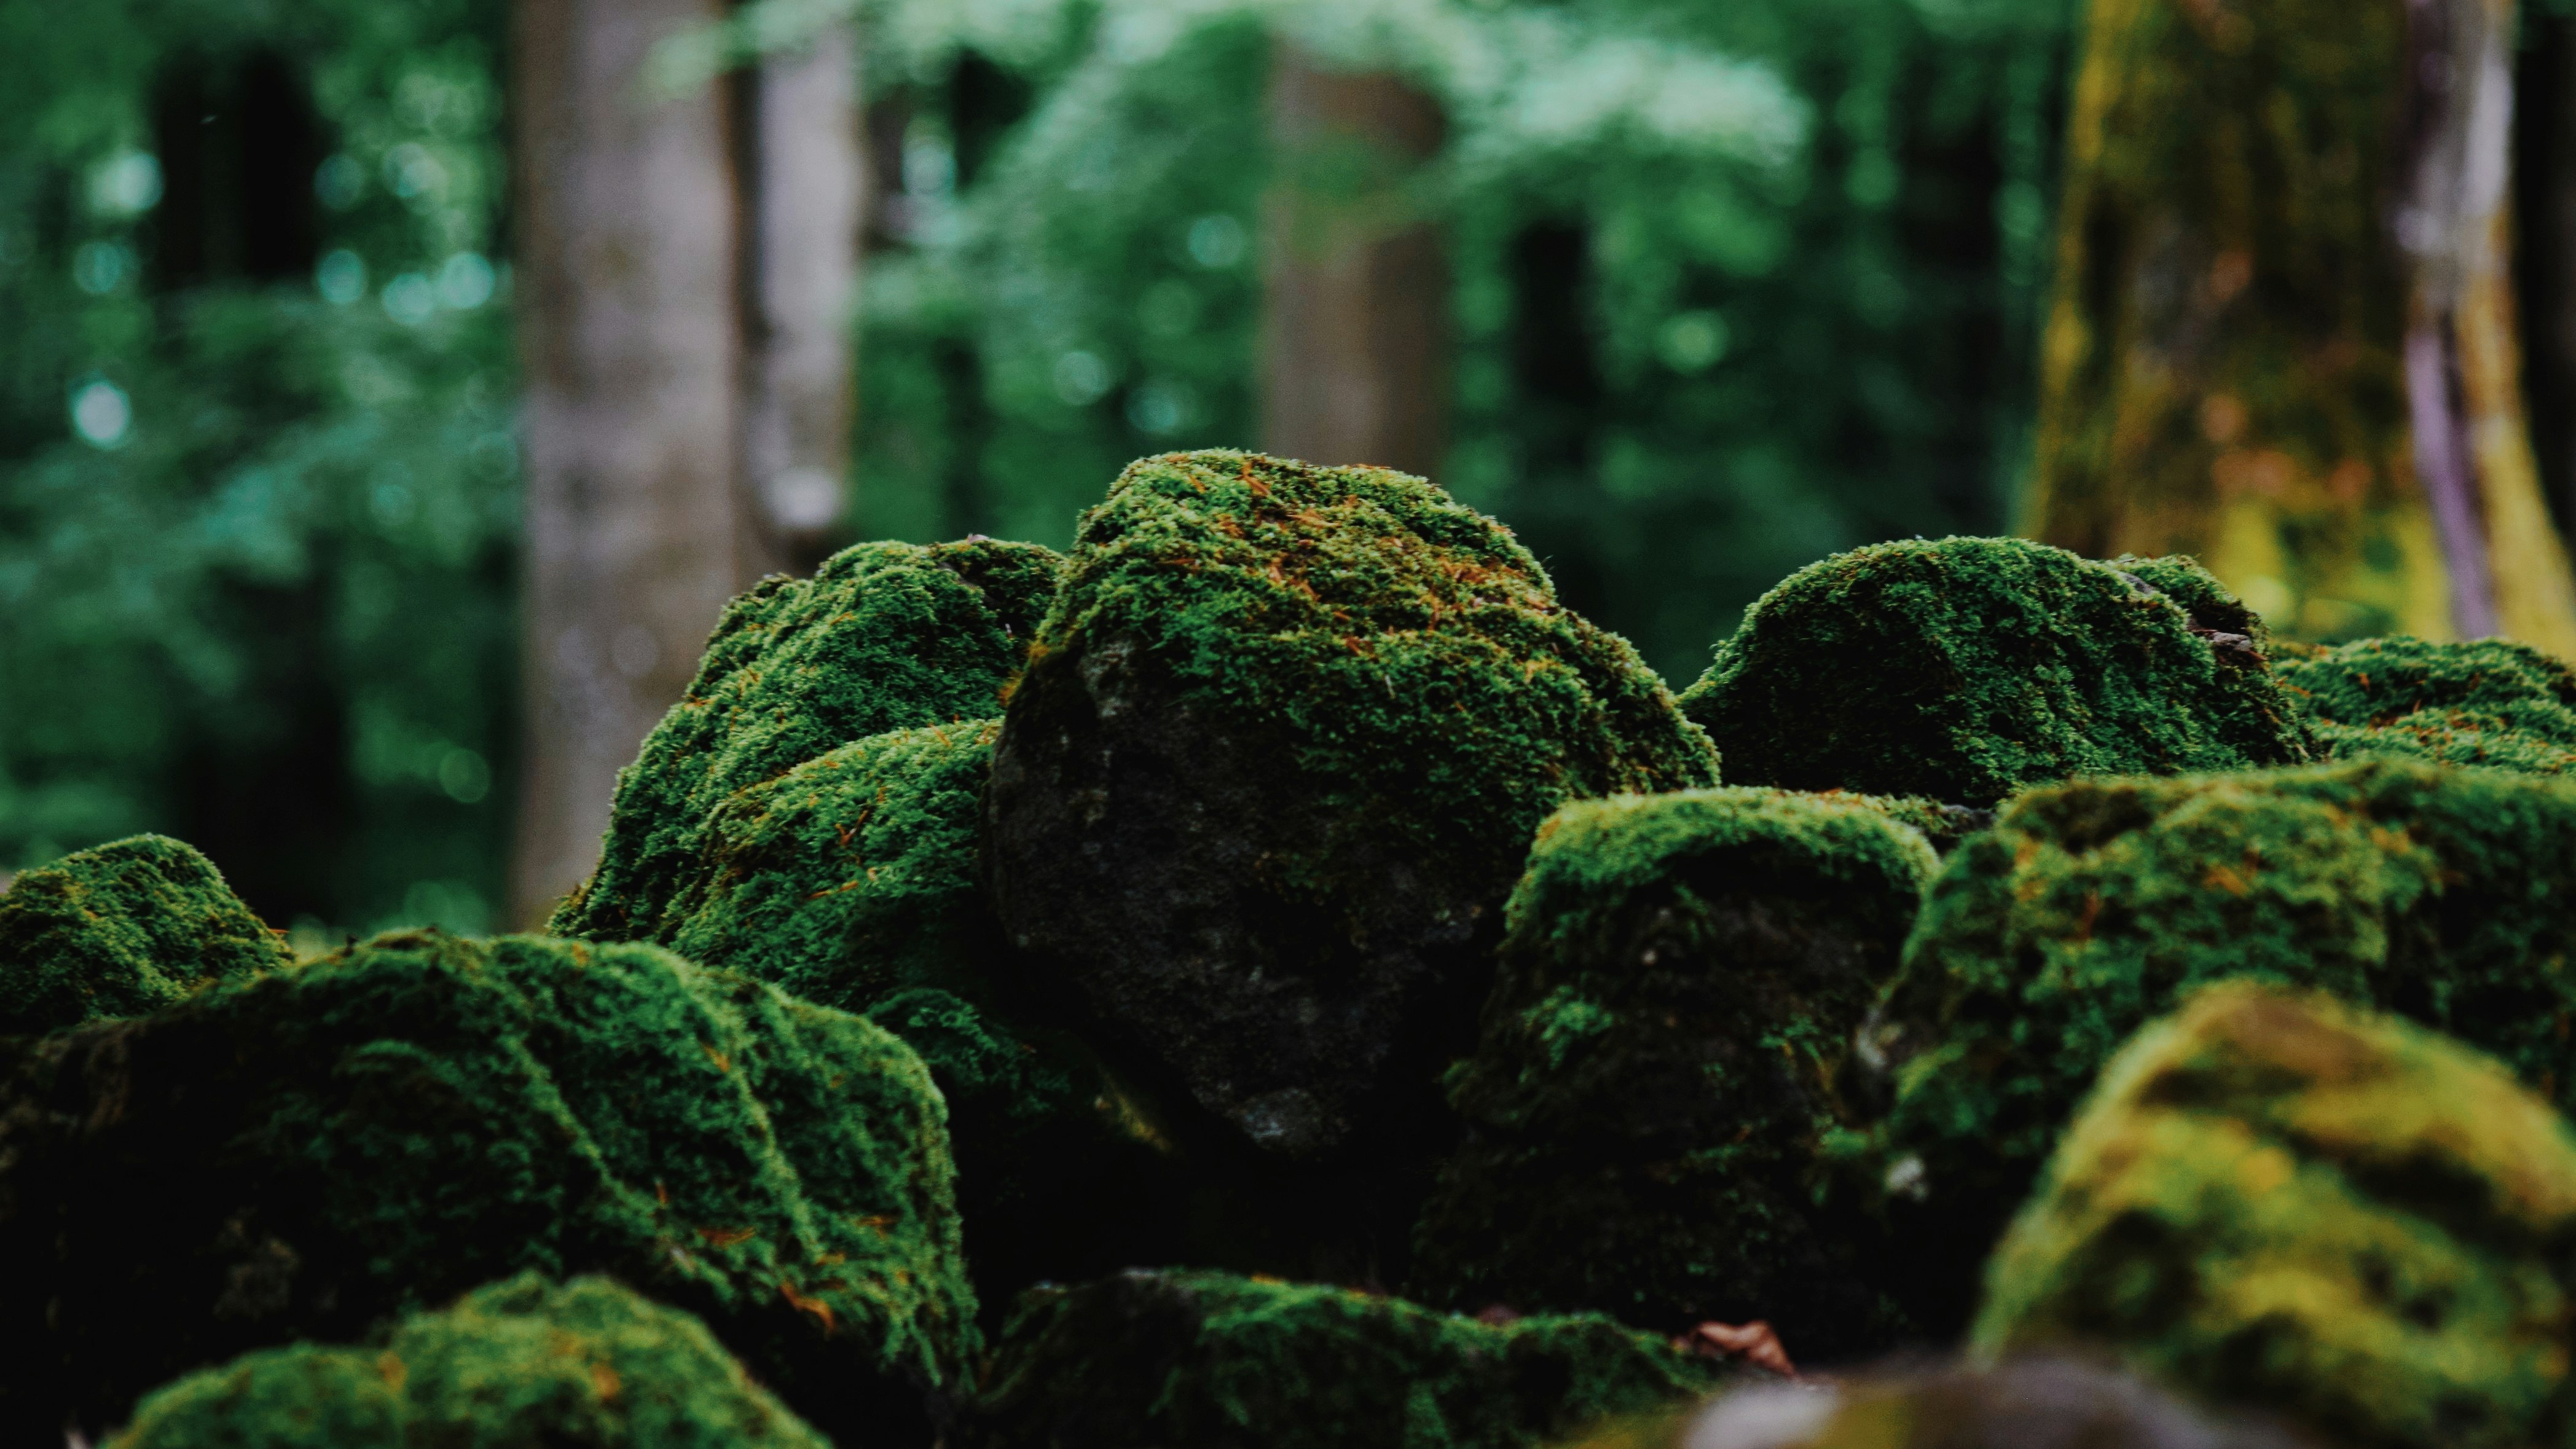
[0, 0, 515, 935]
[0, 0, 2073, 926]
[851, 0, 2075, 678]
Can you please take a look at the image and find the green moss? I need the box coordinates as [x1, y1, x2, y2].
[629, 716, 1192, 1313]
[1412, 788, 1937, 1356]
[1676, 538, 2312, 807]
[554, 536, 1058, 942]
[1864, 758, 2576, 1333]
[954, 1270, 1734, 1449]
[0, 930, 973, 1442]
[2280, 637, 2576, 778]
[112, 1274, 828, 1448]
[986, 450, 1718, 1166]
[662, 719, 1003, 1012]
[1029, 450, 1719, 847]
[2277, 636, 2576, 734]
[0, 833, 289, 1035]
[1976, 982, 2576, 1449]
[2309, 717, 2576, 778]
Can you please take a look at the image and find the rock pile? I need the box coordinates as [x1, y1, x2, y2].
[1866, 756, 2576, 1330]
[8, 450, 2576, 1448]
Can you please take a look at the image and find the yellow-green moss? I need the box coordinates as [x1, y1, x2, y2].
[554, 537, 1058, 943]
[1976, 982, 2576, 1449]
[2026, 0, 2438, 642]
[954, 1270, 1734, 1449]
[1412, 788, 1936, 1356]
[112, 1274, 828, 1448]
[0, 930, 973, 1442]
[1677, 538, 2311, 807]
[0, 834, 288, 1035]
[1864, 758, 2576, 1333]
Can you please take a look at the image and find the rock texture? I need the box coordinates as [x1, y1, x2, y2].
[111, 1274, 830, 1448]
[1977, 983, 2576, 1449]
[1677, 537, 2311, 806]
[1412, 788, 1936, 1356]
[1863, 758, 2576, 1333]
[553, 536, 1057, 942]
[0, 930, 973, 1444]
[953, 1269, 1734, 1449]
[1573, 1357, 2312, 1449]
[985, 449, 1719, 1168]
[0, 834, 288, 1036]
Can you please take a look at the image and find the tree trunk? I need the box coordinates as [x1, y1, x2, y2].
[2513, 6, 2576, 541]
[735, 29, 862, 575]
[511, 3, 862, 923]
[1260, 47, 1449, 480]
[2026, 0, 2576, 658]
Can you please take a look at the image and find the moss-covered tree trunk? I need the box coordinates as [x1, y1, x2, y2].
[2027, 0, 2576, 657]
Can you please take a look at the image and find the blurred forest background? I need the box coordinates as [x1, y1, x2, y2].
[6, 0, 2574, 938]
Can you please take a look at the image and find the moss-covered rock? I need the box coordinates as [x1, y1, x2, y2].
[2280, 636, 2576, 778]
[112, 1274, 828, 1448]
[1676, 538, 2312, 807]
[0, 834, 288, 1035]
[661, 719, 1006, 1012]
[1412, 788, 1937, 1356]
[1976, 983, 2576, 1449]
[1864, 758, 2576, 1335]
[554, 536, 1058, 943]
[1570, 1358, 2309, 1449]
[626, 716, 1190, 1314]
[0, 930, 973, 1443]
[952, 1270, 1734, 1449]
[984, 450, 1719, 1171]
